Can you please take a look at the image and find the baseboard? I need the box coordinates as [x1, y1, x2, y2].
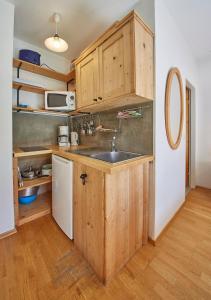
[148, 198, 187, 246]
[148, 237, 156, 246]
[195, 185, 211, 191]
[0, 228, 17, 240]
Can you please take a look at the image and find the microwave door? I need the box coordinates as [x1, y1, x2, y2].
[47, 94, 67, 110]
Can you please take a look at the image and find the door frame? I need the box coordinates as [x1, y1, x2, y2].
[186, 86, 191, 189]
[185, 80, 196, 190]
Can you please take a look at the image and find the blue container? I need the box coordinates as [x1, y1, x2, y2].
[19, 194, 37, 205]
[19, 49, 41, 65]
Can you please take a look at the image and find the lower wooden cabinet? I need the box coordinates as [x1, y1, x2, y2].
[73, 163, 105, 280]
[73, 161, 150, 283]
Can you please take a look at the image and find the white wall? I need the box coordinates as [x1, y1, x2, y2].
[0, 0, 14, 234]
[13, 38, 70, 108]
[152, 0, 199, 239]
[133, 0, 154, 31]
[196, 58, 211, 188]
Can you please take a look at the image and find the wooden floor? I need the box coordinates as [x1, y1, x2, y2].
[1, 187, 211, 299]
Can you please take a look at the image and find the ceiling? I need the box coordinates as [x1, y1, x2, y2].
[163, 0, 211, 61]
[7, 0, 140, 61]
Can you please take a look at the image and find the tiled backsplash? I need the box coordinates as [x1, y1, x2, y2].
[13, 112, 68, 147]
[13, 102, 153, 155]
[73, 102, 153, 155]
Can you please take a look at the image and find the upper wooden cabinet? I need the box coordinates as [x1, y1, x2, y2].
[98, 22, 132, 101]
[74, 11, 154, 112]
[76, 49, 99, 108]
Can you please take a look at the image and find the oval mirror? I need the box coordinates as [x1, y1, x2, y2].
[165, 68, 184, 149]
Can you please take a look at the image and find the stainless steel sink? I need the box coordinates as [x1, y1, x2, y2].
[90, 151, 143, 163]
[66, 148, 106, 156]
[66, 148, 143, 163]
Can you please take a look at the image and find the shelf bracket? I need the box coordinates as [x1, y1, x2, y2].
[17, 62, 22, 78]
[17, 86, 22, 108]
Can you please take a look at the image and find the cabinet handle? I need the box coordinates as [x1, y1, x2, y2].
[80, 173, 87, 185]
[93, 98, 98, 102]
[98, 97, 103, 100]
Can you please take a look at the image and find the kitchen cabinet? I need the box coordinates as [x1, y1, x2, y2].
[73, 160, 150, 283]
[74, 10, 154, 113]
[76, 50, 99, 108]
[98, 22, 132, 101]
[73, 162, 105, 280]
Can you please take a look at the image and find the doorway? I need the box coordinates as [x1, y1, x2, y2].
[186, 86, 191, 189]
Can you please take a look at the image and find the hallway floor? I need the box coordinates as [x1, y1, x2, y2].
[1, 187, 211, 299]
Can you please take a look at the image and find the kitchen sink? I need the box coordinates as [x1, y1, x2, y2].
[67, 148, 143, 163]
[90, 151, 143, 163]
[66, 148, 107, 156]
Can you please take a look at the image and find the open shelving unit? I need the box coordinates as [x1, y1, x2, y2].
[13, 58, 89, 117]
[13, 59, 77, 226]
[13, 58, 76, 115]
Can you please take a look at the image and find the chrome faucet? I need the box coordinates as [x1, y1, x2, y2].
[111, 135, 117, 152]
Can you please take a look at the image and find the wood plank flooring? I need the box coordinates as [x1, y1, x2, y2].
[1, 187, 211, 299]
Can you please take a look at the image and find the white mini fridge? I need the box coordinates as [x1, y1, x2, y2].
[52, 155, 73, 239]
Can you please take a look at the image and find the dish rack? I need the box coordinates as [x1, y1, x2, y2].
[117, 105, 151, 119]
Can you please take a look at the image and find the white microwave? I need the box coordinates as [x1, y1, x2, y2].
[45, 91, 76, 111]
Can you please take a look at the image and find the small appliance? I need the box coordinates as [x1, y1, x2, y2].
[19, 49, 41, 65]
[45, 91, 76, 111]
[71, 131, 79, 146]
[58, 126, 70, 147]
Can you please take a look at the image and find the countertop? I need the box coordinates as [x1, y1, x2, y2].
[13, 145, 153, 174]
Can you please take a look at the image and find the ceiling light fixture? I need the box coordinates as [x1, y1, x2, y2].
[44, 13, 68, 53]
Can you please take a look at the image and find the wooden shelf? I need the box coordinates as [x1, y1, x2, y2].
[12, 106, 89, 117]
[13, 106, 34, 112]
[18, 176, 52, 191]
[14, 58, 66, 82]
[13, 58, 75, 82]
[13, 81, 46, 94]
[12, 106, 71, 117]
[18, 191, 51, 226]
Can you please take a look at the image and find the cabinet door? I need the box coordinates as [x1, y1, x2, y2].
[76, 50, 99, 108]
[73, 162, 105, 280]
[98, 22, 132, 101]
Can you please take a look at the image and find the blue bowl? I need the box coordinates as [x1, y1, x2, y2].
[19, 194, 37, 205]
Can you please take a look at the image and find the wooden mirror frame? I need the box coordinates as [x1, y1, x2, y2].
[165, 67, 184, 150]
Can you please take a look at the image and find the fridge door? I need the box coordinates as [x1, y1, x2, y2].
[52, 155, 73, 239]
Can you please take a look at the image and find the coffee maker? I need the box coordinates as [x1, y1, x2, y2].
[58, 126, 70, 147]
